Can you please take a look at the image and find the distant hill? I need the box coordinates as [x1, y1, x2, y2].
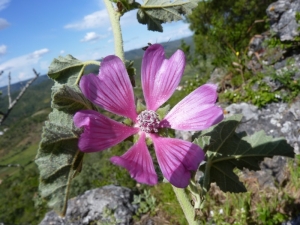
[0, 35, 193, 96]
[0, 75, 50, 96]
[124, 35, 194, 80]
[125, 35, 193, 59]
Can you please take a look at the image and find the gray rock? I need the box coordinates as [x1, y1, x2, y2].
[282, 215, 300, 225]
[225, 101, 300, 223]
[225, 103, 258, 121]
[39, 185, 137, 225]
[266, 0, 300, 41]
[207, 67, 227, 90]
[225, 101, 300, 154]
[175, 130, 195, 142]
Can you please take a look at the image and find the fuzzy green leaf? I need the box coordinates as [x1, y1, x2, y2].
[125, 60, 136, 87]
[52, 84, 94, 114]
[35, 108, 83, 216]
[136, 100, 146, 113]
[35, 55, 90, 215]
[156, 104, 170, 120]
[35, 82, 94, 215]
[137, 0, 198, 32]
[48, 55, 84, 84]
[195, 114, 294, 193]
[110, 0, 141, 14]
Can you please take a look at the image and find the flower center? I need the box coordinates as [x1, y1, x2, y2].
[137, 110, 160, 133]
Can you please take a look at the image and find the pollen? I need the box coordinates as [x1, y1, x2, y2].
[137, 110, 160, 133]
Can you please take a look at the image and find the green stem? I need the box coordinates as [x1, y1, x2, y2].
[75, 61, 100, 85]
[172, 185, 200, 225]
[188, 179, 202, 209]
[103, 0, 125, 62]
[203, 159, 212, 194]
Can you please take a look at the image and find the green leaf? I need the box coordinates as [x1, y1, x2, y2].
[137, 0, 198, 32]
[48, 55, 84, 84]
[111, 0, 141, 14]
[35, 108, 83, 216]
[125, 60, 136, 87]
[136, 99, 146, 113]
[156, 104, 170, 120]
[36, 53, 101, 215]
[35, 83, 94, 215]
[52, 84, 95, 114]
[195, 114, 294, 193]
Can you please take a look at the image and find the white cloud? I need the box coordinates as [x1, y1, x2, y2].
[80, 32, 106, 42]
[0, 48, 50, 86]
[64, 9, 110, 30]
[0, 45, 7, 55]
[0, 18, 9, 30]
[0, 48, 49, 71]
[0, 0, 10, 30]
[27, 48, 49, 59]
[0, 0, 10, 11]
[60, 50, 65, 54]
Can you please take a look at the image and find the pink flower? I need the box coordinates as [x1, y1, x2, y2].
[73, 44, 223, 188]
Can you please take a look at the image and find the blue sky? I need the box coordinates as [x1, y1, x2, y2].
[0, 0, 193, 87]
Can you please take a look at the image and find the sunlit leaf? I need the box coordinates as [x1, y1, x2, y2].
[48, 55, 84, 84]
[195, 114, 294, 193]
[137, 0, 198, 32]
[35, 109, 83, 216]
[35, 55, 90, 216]
[110, 0, 141, 14]
[125, 60, 136, 87]
[52, 84, 95, 114]
[156, 104, 170, 120]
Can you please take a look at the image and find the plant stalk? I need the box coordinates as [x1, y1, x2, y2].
[172, 185, 200, 225]
[103, 0, 125, 62]
[203, 159, 212, 193]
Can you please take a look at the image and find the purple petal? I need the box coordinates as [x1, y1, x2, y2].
[151, 134, 204, 188]
[79, 55, 137, 121]
[141, 44, 164, 110]
[160, 84, 224, 131]
[110, 133, 157, 185]
[142, 44, 186, 111]
[74, 110, 138, 152]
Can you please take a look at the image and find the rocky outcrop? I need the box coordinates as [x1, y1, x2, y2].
[39, 185, 137, 225]
[267, 0, 300, 41]
[225, 101, 299, 190]
[245, 0, 300, 86]
[225, 101, 300, 154]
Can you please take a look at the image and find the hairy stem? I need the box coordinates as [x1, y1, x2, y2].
[188, 179, 202, 209]
[172, 185, 200, 225]
[203, 159, 212, 193]
[103, 0, 125, 62]
[75, 61, 100, 85]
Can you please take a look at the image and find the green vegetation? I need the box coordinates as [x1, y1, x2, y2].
[182, 0, 300, 107]
[132, 189, 157, 217]
[195, 156, 300, 225]
[0, 34, 299, 225]
[221, 66, 300, 107]
[188, 0, 273, 67]
[0, 77, 53, 126]
[0, 166, 49, 224]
